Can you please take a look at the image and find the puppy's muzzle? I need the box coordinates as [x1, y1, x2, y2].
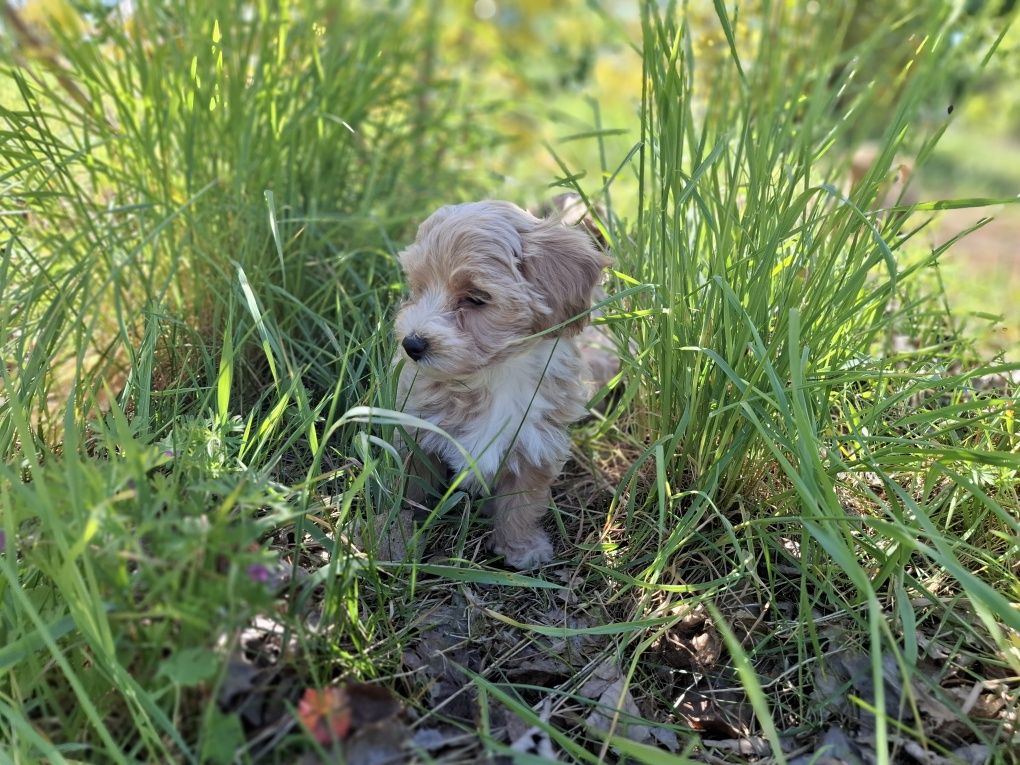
[401, 333, 430, 361]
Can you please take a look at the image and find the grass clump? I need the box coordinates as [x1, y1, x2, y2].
[2, 0, 491, 760]
[2, 0, 1019, 763]
[589, 2, 1020, 761]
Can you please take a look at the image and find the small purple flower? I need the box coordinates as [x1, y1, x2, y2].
[162, 449, 175, 459]
[247, 563, 271, 584]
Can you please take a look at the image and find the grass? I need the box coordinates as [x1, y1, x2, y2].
[2, 1, 1019, 763]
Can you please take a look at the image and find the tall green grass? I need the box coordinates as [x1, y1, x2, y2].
[2, 0, 488, 437]
[2, 1, 490, 760]
[598, 1, 1020, 760]
[629, 2, 995, 498]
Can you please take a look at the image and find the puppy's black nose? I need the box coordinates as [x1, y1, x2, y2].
[401, 334, 429, 361]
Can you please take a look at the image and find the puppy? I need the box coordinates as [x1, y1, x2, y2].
[394, 200, 610, 569]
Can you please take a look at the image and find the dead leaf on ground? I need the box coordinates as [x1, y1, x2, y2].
[649, 725, 681, 752]
[501, 602, 608, 686]
[896, 736, 994, 765]
[402, 596, 483, 724]
[674, 685, 751, 739]
[503, 652, 571, 685]
[948, 681, 1009, 720]
[949, 743, 991, 765]
[345, 724, 409, 765]
[217, 656, 259, 710]
[579, 658, 623, 699]
[789, 725, 867, 765]
[218, 656, 303, 732]
[410, 726, 465, 753]
[509, 698, 559, 761]
[214, 615, 309, 733]
[702, 735, 772, 758]
[579, 660, 652, 745]
[347, 683, 402, 728]
[809, 635, 1014, 761]
[839, 653, 967, 742]
[652, 602, 722, 671]
[541, 603, 606, 668]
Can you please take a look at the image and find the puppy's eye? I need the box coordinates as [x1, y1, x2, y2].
[460, 291, 490, 307]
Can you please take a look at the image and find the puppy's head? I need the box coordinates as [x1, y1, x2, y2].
[395, 200, 609, 378]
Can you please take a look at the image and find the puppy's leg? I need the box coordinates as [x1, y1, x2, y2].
[402, 446, 444, 520]
[488, 464, 556, 570]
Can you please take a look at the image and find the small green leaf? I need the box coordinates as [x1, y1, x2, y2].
[216, 318, 233, 425]
[158, 648, 219, 686]
[201, 709, 245, 765]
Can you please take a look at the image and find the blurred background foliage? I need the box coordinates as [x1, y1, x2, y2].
[422, 0, 1020, 354]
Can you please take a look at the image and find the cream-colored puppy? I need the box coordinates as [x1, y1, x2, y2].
[394, 200, 609, 569]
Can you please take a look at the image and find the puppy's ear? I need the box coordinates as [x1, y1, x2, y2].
[533, 193, 608, 249]
[414, 204, 457, 242]
[520, 221, 610, 337]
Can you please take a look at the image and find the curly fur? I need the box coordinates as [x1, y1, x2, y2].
[394, 200, 610, 568]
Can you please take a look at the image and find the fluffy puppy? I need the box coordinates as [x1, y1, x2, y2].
[394, 200, 610, 569]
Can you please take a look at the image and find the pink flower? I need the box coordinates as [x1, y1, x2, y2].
[247, 563, 271, 584]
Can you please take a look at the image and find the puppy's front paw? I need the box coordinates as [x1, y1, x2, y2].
[491, 531, 554, 570]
